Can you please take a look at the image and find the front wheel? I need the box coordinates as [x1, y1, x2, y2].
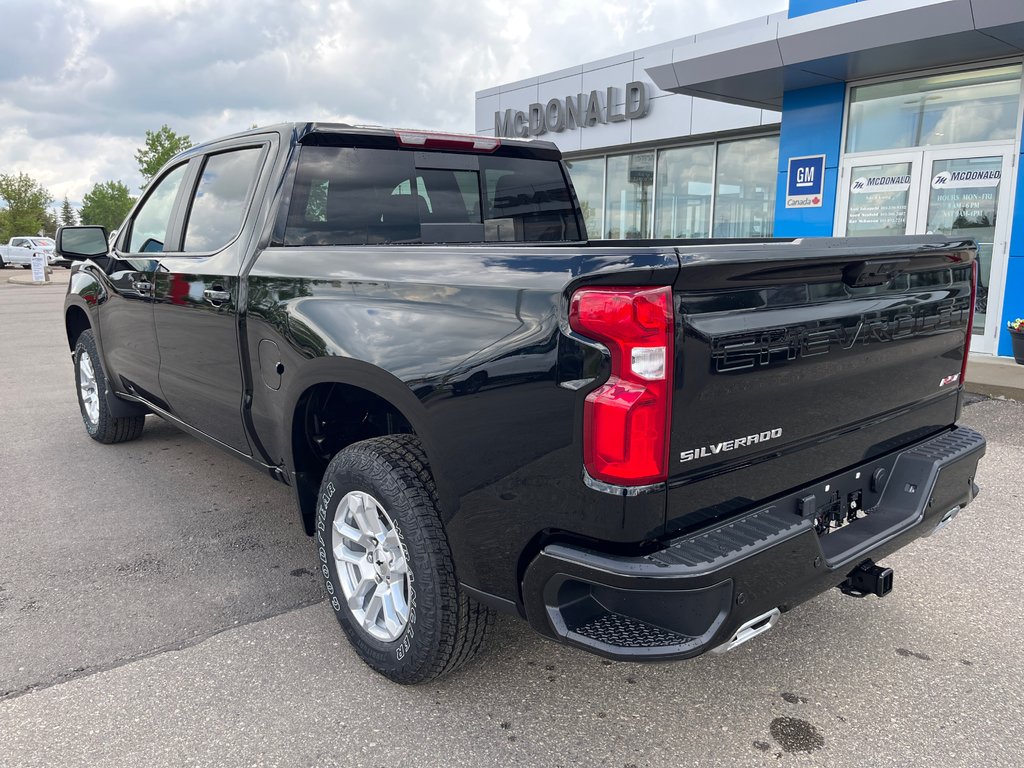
[315, 435, 493, 684]
[74, 329, 146, 444]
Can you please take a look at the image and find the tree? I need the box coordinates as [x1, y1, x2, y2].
[0, 172, 53, 241]
[60, 195, 77, 227]
[135, 125, 192, 188]
[44, 208, 59, 237]
[80, 181, 135, 232]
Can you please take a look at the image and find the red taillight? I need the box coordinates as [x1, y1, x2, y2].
[394, 129, 501, 153]
[960, 259, 977, 386]
[569, 286, 674, 486]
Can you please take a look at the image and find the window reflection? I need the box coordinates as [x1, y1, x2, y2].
[183, 148, 263, 253]
[562, 134, 779, 241]
[848, 65, 1022, 153]
[564, 158, 604, 239]
[654, 145, 714, 238]
[605, 152, 654, 239]
[129, 164, 188, 253]
[713, 136, 778, 238]
[925, 156, 1003, 335]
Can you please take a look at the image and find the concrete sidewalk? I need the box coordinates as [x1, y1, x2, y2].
[966, 355, 1023, 401]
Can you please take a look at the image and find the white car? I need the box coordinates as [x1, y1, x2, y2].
[0, 237, 63, 269]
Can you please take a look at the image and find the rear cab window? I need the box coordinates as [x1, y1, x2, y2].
[282, 135, 583, 246]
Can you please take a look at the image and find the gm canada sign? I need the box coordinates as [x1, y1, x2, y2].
[785, 154, 826, 209]
[494, 81, 651, 138]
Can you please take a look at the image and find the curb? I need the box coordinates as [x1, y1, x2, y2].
[6, 275, 58, 286]
[965, 356, 1023, 402]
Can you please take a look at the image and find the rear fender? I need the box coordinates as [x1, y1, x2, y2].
[282, 357, 450, 518]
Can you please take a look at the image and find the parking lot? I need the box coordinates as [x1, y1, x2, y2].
[1, 270, 1023, 767]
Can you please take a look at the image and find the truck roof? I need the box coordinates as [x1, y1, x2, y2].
[175, 122, 558, 161]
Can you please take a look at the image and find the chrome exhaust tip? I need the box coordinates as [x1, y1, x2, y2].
[927, 505, 961, 536]
[711, 607, 781, 653]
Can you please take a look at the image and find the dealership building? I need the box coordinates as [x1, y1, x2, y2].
[475, 0, 1024, 361]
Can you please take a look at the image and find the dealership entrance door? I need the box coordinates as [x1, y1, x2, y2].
[837, 146, 1016, 354]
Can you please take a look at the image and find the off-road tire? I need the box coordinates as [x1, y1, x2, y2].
[315, 434, 493, 684]
[74, 329, 146, 444]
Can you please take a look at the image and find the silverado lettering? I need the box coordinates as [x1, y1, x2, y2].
[710, 296, 969, 372]
[680, 428, 783, 463]
[56, 123, 985, 685]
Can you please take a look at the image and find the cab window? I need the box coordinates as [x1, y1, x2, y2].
[182, 147, 263, 253]
[128, 164, 188, 253]
[283, 145, 581, 246]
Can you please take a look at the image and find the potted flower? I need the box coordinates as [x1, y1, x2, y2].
[1009, 318, 1024, 364]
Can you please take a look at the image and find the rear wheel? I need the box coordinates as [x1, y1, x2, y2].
[74, 329, 146, 444]
[315, 434, 493, 684]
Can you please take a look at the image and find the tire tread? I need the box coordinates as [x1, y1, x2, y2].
[74, 330, 146, 445]
[329, 434, 493, 683]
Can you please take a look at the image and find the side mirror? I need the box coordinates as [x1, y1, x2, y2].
[56, 226, 110, 261]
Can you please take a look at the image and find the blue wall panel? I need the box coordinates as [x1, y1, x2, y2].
[788, 0, 861, 17]
[997, 153, 1024, 357]
[775, 167, 838, 237]
[773, 83, 846, 238]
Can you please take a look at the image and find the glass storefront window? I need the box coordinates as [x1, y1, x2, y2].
[564, 157, 604, 239]
[563, 134, 778, 241]
[847, 65, 1022, 153]
[605, 152, 654, 239]
[712, 136, 778, 238]
[845, 161, 912, 237]
[924, 156, 1004, 335]
[654, 145, 714, 238]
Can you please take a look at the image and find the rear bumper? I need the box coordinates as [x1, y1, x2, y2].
[521, 426, 985, 661]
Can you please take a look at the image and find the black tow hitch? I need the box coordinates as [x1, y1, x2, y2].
[839, 560, 894, 598]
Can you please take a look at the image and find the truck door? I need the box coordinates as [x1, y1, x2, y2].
[152, 144, 268, 456]
[98, 162, 190, 406]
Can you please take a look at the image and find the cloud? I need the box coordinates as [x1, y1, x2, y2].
[0, 0, 783, 205]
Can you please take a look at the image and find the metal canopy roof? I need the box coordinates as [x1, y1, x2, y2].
[644, 0, 1024, 110]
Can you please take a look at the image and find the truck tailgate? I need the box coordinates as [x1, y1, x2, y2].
[666, 237, 975, 535]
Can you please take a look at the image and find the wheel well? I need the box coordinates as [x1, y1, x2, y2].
[291, 382, 414, 534]
[65, 306, 91, 351]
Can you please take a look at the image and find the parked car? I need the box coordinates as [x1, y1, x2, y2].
[57, 123, 985, 684]
[0, 236, 66, 269]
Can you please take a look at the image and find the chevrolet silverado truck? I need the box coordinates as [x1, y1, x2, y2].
[56, 123, 986, 684]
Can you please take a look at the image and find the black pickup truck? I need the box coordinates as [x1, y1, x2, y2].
[56, 123, 985, 684]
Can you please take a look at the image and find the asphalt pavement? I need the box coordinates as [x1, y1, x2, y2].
[1, 267, 1023, 767]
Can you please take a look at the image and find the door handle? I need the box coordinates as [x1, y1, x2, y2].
[132, 280, 153, 293]
[203, 288, 231, 305]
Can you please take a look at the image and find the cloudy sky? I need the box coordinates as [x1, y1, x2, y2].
[1, 0, 783, 208]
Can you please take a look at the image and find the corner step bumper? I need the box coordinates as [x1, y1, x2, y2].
[521, 426, 985, 661]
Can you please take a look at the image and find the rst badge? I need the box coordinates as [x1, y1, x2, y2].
[681, 428, 783, 463]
